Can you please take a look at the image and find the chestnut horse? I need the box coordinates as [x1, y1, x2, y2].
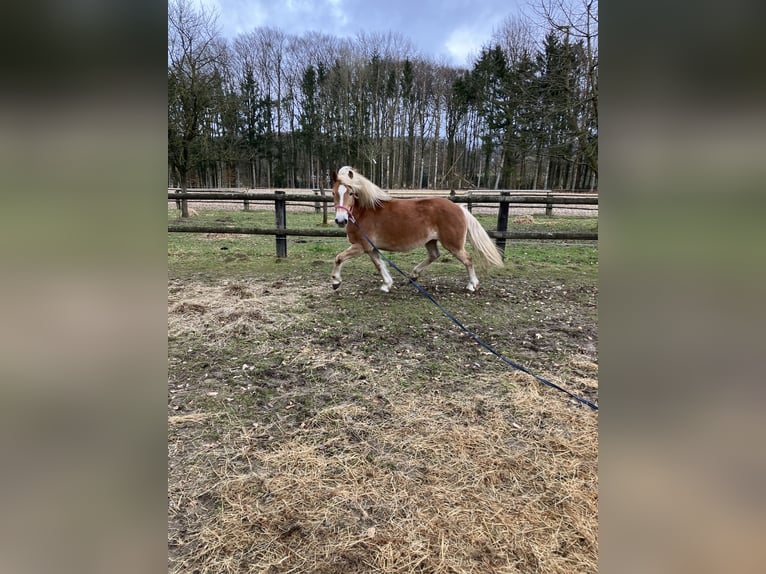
[330, 166, 503, 292]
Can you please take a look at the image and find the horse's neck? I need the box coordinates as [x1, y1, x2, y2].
[355, 199, 394, 216]
[353, 204, 370, 219]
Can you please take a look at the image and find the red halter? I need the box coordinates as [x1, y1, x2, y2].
[334, 182, 358, 221]
[333, 203, 355, 222]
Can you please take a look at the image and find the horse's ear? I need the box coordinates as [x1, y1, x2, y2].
[347, 170, 354, 179]
[331, 171, 337, 183]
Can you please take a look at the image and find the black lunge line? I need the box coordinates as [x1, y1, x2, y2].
[347, 217, 598, 411]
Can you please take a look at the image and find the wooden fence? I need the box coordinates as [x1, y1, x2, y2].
[168, 189, 598, 258]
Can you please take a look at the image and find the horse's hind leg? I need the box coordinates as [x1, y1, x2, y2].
[368, 250, 394, 292]
[448, 247, 480, 292]
[411, 240, 440, 280]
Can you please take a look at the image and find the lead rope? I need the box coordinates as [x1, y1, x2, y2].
[345, 215, 598, 411]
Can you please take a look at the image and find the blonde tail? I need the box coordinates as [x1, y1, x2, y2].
[463, 208, 504, 267]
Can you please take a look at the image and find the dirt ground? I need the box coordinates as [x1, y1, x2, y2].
[168, 259, 598, 573]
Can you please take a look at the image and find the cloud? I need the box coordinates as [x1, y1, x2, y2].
[196, 0, 268, 37]
[444, 26, 484, 67]
[326, 0, 348, 26]
[194, 0, 509, 67]
[198, 0, 347, 39]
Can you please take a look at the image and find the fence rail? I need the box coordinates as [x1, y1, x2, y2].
[166, 225, 597, 241]
[168, 189, 597, 258]
[167, 190, 598, 205]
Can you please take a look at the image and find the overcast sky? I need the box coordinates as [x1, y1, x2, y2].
[197, 0, 527, 68]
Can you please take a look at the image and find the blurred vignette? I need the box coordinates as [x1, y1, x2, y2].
[601, 1, 766, 572]
[0, 2, 167, 574]
[2, 1, 765, 573]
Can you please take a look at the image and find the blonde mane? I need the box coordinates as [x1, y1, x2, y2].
[336, 166, 391, 208]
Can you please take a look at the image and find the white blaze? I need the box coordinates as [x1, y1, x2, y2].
[335, 184, 348, 223]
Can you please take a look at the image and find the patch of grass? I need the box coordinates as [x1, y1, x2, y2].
[510, 243, 598, 280]
[169, 211, 596, 283]
[510, 214, 598, 233]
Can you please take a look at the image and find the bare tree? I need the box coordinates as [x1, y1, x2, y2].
[233, 27, 291, 187]
[168, 0, 226, 216]
[532, 0, 598, 185]
[492, 15, 537, 65]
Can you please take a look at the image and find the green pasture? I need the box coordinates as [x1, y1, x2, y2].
[167, 207, 598, 284]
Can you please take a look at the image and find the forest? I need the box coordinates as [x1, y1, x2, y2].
[168, 0, 597, 199]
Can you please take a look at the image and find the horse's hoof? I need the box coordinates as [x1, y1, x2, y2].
[332, 283, 341, 290]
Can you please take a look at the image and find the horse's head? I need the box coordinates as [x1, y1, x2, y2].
[331, 166, 358, 226]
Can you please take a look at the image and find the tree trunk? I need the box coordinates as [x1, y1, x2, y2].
[180, 170, 190, 218]
[494, 150, 505, 190]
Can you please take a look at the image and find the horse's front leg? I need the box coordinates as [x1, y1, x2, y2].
[368, 250, 394, 292]
[331, 243, 365, 290]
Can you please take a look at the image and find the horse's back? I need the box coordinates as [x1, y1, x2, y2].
[380, 196, 464, 221]
[353, 197, 466, 252]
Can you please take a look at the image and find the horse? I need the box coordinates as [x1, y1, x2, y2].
[330, 166, 504, 292]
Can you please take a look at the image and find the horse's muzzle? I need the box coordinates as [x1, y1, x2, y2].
[335, 219, 347, 227]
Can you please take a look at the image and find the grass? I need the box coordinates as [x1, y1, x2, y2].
[168, 206, 597, 281]
[168, 206, 598, 573]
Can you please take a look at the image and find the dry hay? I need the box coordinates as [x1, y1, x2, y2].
[168, 279, 321, 349]
[169, 387, 598, 573]
[513, 215, 535, 225]
[172, 207, 199, 217]
[168, 278, 598, 573]
[168, 412, 226, 426]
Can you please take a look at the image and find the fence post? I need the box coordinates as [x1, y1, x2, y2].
[467, 191, 473, 213]
[495, 191, 510, 259]
[545, 192, 553, 217]
[321, 188, 328, 225]
[275, 190, 287, 258]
